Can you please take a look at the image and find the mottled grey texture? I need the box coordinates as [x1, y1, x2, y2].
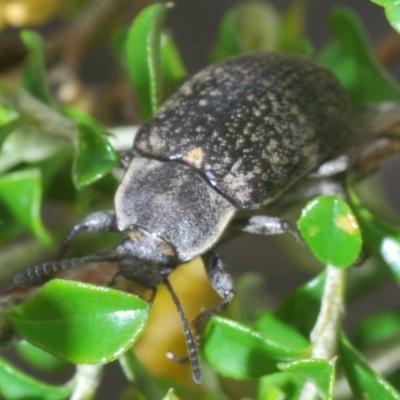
[134, 52, 352, 208]
[115, 158, 236, 261]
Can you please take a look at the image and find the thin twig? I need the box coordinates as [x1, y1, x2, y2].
[376, 31, 400, 66]
[70, 364, 103, 400]
[299, 265, 346, 400]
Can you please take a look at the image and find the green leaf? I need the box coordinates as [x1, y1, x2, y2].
[354, 311, 400, 349]
[126, 3, 171, 121]
[0, 104, 15, 125]
[0, 117, 26, 151]
[279, 358, 335, 400]
[202, 316, 309, 379]
[0, 356, 71, 400]
[9, 280, 149, 364]
[339, 333, 400, 399]
[258, 372, 303, 400]
[20, 30, 53, 106]
[275, 272, 325, 337]
[73, 122, 118, 188]
[318, 7, 400, 104]
[230, 272, 265, 323]
[119, 352, 167, 400]
[255, 312, 310, 350]
[16, 340, 68, 373]
[162, 389, 180, 400]
[211, 2, 281, 62]
[0, 168, 52, 245]
[279, 0, 313, 55]
[298, 195, 362, 268]
[347, 183, 400, 284]
[370, 0, 400, 32]
[160, 30, 188, 92]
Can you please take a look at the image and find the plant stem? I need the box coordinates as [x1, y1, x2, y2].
[299, 264, 346, 400]
[70, 364, 103, 400]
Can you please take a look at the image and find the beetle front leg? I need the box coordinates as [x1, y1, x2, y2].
[56, 210, 118, 259]
[193, 251, 236, 335]
[239, 215, 302, 243]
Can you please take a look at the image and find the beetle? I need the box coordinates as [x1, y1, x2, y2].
[14, 52, 353, 383]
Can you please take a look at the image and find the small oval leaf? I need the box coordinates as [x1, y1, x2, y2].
[298, 195, 362, 268]
[20, 30, 53, 107]
[73, 122, 118, 188]
[202, 316, 309, 379]
[339, 333, 400, 399]
[318, 7, 400, 104]
[0, 168, 52, 245]
[211, 2, 281, 62]
[354, 311, 400, 349]
[258, 372, 303, 400]
[255, 312, 310, 350]
[0, 356, 71, 400]
[347, 183, 400, 284]
[16, 340, 68, 373]
[9, 280, 149, 364]
[278, 358, 335, 400]
[126, 3, 171, 120]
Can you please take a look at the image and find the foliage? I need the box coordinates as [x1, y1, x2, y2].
[0, 1, 400, 399]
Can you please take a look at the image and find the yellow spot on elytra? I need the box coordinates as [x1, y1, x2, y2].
[184, 147, 204, 167]
[335, 215, 359, 234]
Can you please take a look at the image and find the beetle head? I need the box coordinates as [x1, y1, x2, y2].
[115, 228, 178, 288]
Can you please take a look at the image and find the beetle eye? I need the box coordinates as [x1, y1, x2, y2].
[119, 236, 134, 255]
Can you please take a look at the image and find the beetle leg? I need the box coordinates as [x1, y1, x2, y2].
[239, 215, 302, 244]
[119, 151, 134, 170]
[193, 251, 236, 335]
[163, 278, 202, 384]
[309, 155, 352, 178]
[14, 254, 122, 285]
[56, 210, 118, 259]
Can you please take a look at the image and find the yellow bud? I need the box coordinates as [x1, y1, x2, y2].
[134, 257, 221, 387]
[5, 0, 61, 27]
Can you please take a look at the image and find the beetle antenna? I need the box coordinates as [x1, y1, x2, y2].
[163, 278, 202, 384]
[14, 255, 121, 285]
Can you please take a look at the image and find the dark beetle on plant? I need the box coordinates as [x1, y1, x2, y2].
[14, 52, 353, 383]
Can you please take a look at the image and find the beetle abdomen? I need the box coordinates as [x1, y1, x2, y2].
[134, 52, 352, 208]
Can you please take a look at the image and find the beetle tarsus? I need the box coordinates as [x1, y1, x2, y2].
[240, 215, 302, 244]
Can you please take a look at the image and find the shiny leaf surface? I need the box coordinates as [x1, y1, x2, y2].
[370, 0, 400, 32]
[203, 316, 309, 379]
[278, 358, 335, 400]
[298, 195, 362, 268]
[9, 280, 149, 364]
